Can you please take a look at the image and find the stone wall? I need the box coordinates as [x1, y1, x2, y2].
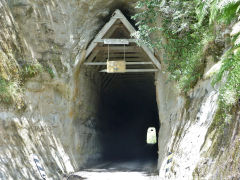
[0, 0, 239, 179]
[156, 61, 240, 179]
[0, 0, 137, 179]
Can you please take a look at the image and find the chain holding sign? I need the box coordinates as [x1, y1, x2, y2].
[106, 43, 126, 73]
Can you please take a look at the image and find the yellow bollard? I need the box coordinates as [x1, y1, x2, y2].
[146, 127, 157, 144]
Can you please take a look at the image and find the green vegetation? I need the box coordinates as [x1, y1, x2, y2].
[45, 66, 55, 79]
[208, 104, 238, 157]
[0, 58, 54, 108]
[133, 0, 239, 101]
[0, 77, 12, 104]
[133, 0, 239, 95]
[21, 62, 43, 81]
[0, 60, 42, 109]
[213, 50, 240, 107]
[0, 77, 23, 109]
[134, 0, 240, 155]
[210, 0, 240, 138]
[132, 0, 218, 93]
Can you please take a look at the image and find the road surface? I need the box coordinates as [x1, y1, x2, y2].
[70, 159, 159, 180]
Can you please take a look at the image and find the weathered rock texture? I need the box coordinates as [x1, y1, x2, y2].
[156, 51, 240, 179]
[0, 0, 137, 179]
[0, 0, 239, 179]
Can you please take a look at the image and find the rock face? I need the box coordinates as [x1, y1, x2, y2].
[0, 0, 137, 179]
[156, 75, 240, 179]
[156, 74, 217, 179]
[155, 54, 239, 179]
[0, 0, 239, 179]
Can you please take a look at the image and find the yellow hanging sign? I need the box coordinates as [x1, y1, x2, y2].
[107, 60, 126, 73]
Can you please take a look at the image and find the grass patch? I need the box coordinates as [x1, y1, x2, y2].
[0, 77, 12, 104]
[21, 62, 43, 81]
[0, 76, 24, 109]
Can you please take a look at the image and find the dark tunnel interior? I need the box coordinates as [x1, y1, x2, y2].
[97, 73, 160, 163]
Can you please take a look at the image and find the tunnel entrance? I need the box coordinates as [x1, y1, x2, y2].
[80, 9, 161, 172]
[98, 73, 159, 164]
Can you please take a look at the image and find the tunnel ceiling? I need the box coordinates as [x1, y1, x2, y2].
[83, 9, 160, 92]
[84, 10, 161, 69]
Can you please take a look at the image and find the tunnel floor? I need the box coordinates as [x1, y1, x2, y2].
[74, 160, 159, 180]
[91, 73, 159, 172]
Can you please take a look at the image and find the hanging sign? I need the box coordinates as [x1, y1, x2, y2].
[146, 127, 157, 144]
[107, 60, 126, 73]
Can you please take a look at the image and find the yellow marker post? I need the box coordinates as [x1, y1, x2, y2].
[146, 127, 157, 144]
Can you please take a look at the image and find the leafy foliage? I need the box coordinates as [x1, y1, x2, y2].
[0, 56, 55, 108]
[133, 0, 216, 93]
[133, 0, 240, 136]
[133, 0, 239, 95]
[132, 0, 161, 48]
[21, 62, 43, 81]
[45, 66, 55, 79]
[0, 76, 23, 108]
[213, 51, 240, 105]
[211, 0, 240, 112]
[0, 77, 12, 104]
[0, 58, 45, 108]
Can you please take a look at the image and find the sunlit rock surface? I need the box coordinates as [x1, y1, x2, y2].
[0, 0, 239, 179]
[0, 0, 137, 179]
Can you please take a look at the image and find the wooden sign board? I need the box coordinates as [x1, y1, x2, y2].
[107, 60, 126, 73]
